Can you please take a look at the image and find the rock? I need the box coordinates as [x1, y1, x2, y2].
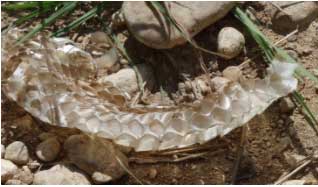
[98, 64, 155, 95]
[123, 2, 236, 49]
[279, 97, 295, 113]
[14, 115, 34, 132]
[4, 141, 29, 165]
[90, 31, 111, 45]
[110, 10, 126, 30]
[148, 168, 158, 179]
[12, 166, 33, 184]
[284, 151, 306, 167]
[91, 172, 113, 184]
[5, 179, 25, 185]
[1, 144, 5, 158]
[282, 179, 306, 185]
[27, 161, 41, 171]
[1, 159, 18, 183]
[217, 27, 245, 59]
[33, 164, 91, 185]
[286, 50, 298, 60]
[64, 134, 128, 181]
[95, 47, 119, 75]
[222, 66, 242, 81]
[38, 132, 56, 141]
[36, 138, 60, 162]
[271, 2, 318, 34]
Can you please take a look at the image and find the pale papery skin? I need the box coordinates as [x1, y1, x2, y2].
[2, 30, 298, 152]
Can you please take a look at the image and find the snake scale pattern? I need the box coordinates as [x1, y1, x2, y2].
[2, 30, 298, 152]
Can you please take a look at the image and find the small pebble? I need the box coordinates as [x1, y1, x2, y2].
[217, 27, 245, 59]
[288, 126, 297, 137]
[284, 152, 306, 167]
[282, 180, 306, 185]
[27, 161, 41, 171]
[279, 97, 296, 113]
[148, 168, 158, 179]
[12, 166, 34, 184]
[286, 50, 299, 60]
[36, 138, 61, 162]
[5, 179, 25, 185]
[1, 159, 18, 183]
[277, 119, 284, 126]
[4, 141, 29, 165]
[92, 172, 113, 184]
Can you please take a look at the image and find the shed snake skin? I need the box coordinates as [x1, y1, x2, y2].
[2, 30, 298, 152]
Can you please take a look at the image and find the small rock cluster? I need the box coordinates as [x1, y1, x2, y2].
[1, 134, 128, 185]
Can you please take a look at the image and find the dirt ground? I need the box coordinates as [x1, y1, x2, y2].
[1, 2, 318, 184]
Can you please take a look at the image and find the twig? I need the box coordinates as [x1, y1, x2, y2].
[273, 28, 298, 45]
[115, 156, 144, 185]
[231, 125, 248, 184]
[154, 143, 227, 156]
[130, 150, 224, 164]
[274, 159, 312, 185]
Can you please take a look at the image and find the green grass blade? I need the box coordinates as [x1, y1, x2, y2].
[15, 2, 77, 45]
[234, 7, 318, 128]
[234, 7, 318, 84]
[293, 91, 318, 126]
[52, 6, 98, 37]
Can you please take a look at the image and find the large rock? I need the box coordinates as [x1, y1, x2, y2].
[271, 2, 318, 33]
[33, 164, 91, 185]
[1, 159, 18, 183]
[4, 141, 29, 165]
[123, 2, 236, 49]
[36, 138, 61, 162]
[64, 134, 128, 182]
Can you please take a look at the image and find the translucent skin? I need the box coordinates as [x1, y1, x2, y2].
[2, 30, 298, 152]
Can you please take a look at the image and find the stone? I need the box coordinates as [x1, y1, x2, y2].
[91, 171, 113, 184]
[279, 97, 296, 113]
[95, 47, 119, 74]
[64, 134, 128, 181]
[1, 159, 18, 183]
[284, 151, 306, 167]
[12, 166, 33, 184]
[5, 179, 25, 185]
[36, 138, 61, 162]
[98, 64, 155, 95]
[282, 180, 306, 185]
[148, 168, 158, 179]
[38, 132, 56, 141]
[123, 2, 236, 49]
[1, 144, 5, 158]
[217, 27, 245, 59]
[14, 115, 34, 132]
[27, 161, 41, 171]
[271, 2, 318, 34]
[110, 10, 126, 30]
[90, 31, 111, 45]
[4, 141, 29, 165]
[33, 164, 91, 185]
[286, 50, 298, 60]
